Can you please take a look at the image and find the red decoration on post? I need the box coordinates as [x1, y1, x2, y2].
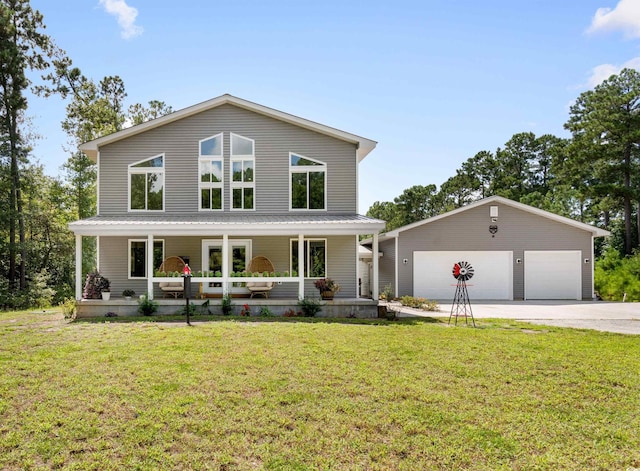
[183, 264, 192, 276]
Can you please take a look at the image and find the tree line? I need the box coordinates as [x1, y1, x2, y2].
[368, 68, 640, 258]
[0, 0, 171, 309]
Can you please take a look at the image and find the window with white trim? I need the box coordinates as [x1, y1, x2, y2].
[290, 153, 326, 210]
[129, 155, 164, 211]
[290, 238, 326, 278]
[199, 133, 223, 210]
[230, 133, 255, 210]
[129, 239, 164, 279]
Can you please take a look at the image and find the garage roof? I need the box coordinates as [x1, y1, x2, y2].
[373, 195, 610, 242]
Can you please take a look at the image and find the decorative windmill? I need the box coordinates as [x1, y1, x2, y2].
[449, 261, 476, 327]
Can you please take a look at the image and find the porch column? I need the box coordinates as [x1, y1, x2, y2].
[222, 234, 229, 295]
[298, 234, 304, 299]
[372, 233, 379, 301]
[75, 234, 82, 300]
[147, 234, 154, 299]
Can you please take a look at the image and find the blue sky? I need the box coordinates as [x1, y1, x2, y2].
[27, 0, 640, 212]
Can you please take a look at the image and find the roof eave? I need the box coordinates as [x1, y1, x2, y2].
[68, 221, 386, 237]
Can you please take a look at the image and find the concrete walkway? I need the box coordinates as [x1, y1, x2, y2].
[391, 300, 640, 335]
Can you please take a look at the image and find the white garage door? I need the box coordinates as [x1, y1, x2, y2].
[414, 251, 513, 300]
[524, 251, 581, 300]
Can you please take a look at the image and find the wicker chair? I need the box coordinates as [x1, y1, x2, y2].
[246, 256, 275, 298]
[159, 256, 186, 298]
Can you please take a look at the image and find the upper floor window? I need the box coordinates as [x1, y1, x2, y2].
[199, 133, 223, 211]
[231, 133, 255, 210]
[290, 153, 326, 210]
[129, 154, 164, 211]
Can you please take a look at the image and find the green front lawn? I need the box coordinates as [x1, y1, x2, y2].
[1, 310, 639, 470]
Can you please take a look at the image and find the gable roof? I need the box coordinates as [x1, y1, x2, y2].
[372, 195, 610, 242]
[79, 94, 377, 162]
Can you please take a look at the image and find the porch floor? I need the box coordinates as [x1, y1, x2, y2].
[76, 297, 379, 319]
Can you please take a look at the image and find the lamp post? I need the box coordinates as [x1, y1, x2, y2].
[183, 264, 192, 326]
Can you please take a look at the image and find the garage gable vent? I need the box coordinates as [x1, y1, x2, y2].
[490, 206, 498, 218]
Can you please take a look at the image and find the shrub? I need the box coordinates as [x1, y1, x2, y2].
[380, 284, 394, 301]
[595, 248, 640, 301]
[298, 297, 323, 317]
[259, 306, 274, 317]
[400, 295, 439, 311]
[176, 304, 197, 316]
[83, 272, 110, 299]
[221, 293, 233, 315]
[283, 308, 299, 317]
[199, 299, 212, 315]
[60, 297, 77, 319]
[122, 289, 135, 297]
[137, 294, 159, 316]
[240, 303, 251, 316]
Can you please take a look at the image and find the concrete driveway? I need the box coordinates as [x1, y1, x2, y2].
[392, 300, 640, 335]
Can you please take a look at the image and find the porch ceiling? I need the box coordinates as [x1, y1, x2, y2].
[68, 213, 386, 237]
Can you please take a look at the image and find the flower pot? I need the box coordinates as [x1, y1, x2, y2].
[124, 296, 132, 301]
[101, 291, 111, 301]
[320, 290, 334, 300]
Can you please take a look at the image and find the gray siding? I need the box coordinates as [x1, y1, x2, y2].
[378, 238, 396, 297]
[383, 202, 594, 300]
[99, 234, 357, 299]
[98, 104, 358, 215]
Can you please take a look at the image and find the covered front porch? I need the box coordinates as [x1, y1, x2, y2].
[70, 214, 385, 318]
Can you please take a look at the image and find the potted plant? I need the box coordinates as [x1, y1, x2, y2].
[99, 277, 111, 300]
[122, 289, 135, 300]
[82, 271, 111, 300]
[314, 278, 341, 300]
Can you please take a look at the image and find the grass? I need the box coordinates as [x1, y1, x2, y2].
[1, 309, 639, 470]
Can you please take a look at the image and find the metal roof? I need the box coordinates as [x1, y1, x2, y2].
[69, 213, 386, 237]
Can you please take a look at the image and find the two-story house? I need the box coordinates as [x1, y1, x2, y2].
[69, 95, 385, 316]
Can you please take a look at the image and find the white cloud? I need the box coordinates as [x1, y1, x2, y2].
[99, 0, 143, 39]
[585, 56, 640, 88]
[588, 0, 640, 39]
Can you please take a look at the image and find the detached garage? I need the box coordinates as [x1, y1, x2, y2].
[367, 196, 609, 301]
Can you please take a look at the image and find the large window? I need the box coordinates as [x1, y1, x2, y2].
[290, 239, 326, 278]
[290, 153, 326, 210]
[129, 154, 164, 211]
[231, 133, 255, 210]
[129, 239, 164, 279]
[199, 133, 223, 210]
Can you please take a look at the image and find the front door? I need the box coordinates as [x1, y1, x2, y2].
[201, 239, 252, 295]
